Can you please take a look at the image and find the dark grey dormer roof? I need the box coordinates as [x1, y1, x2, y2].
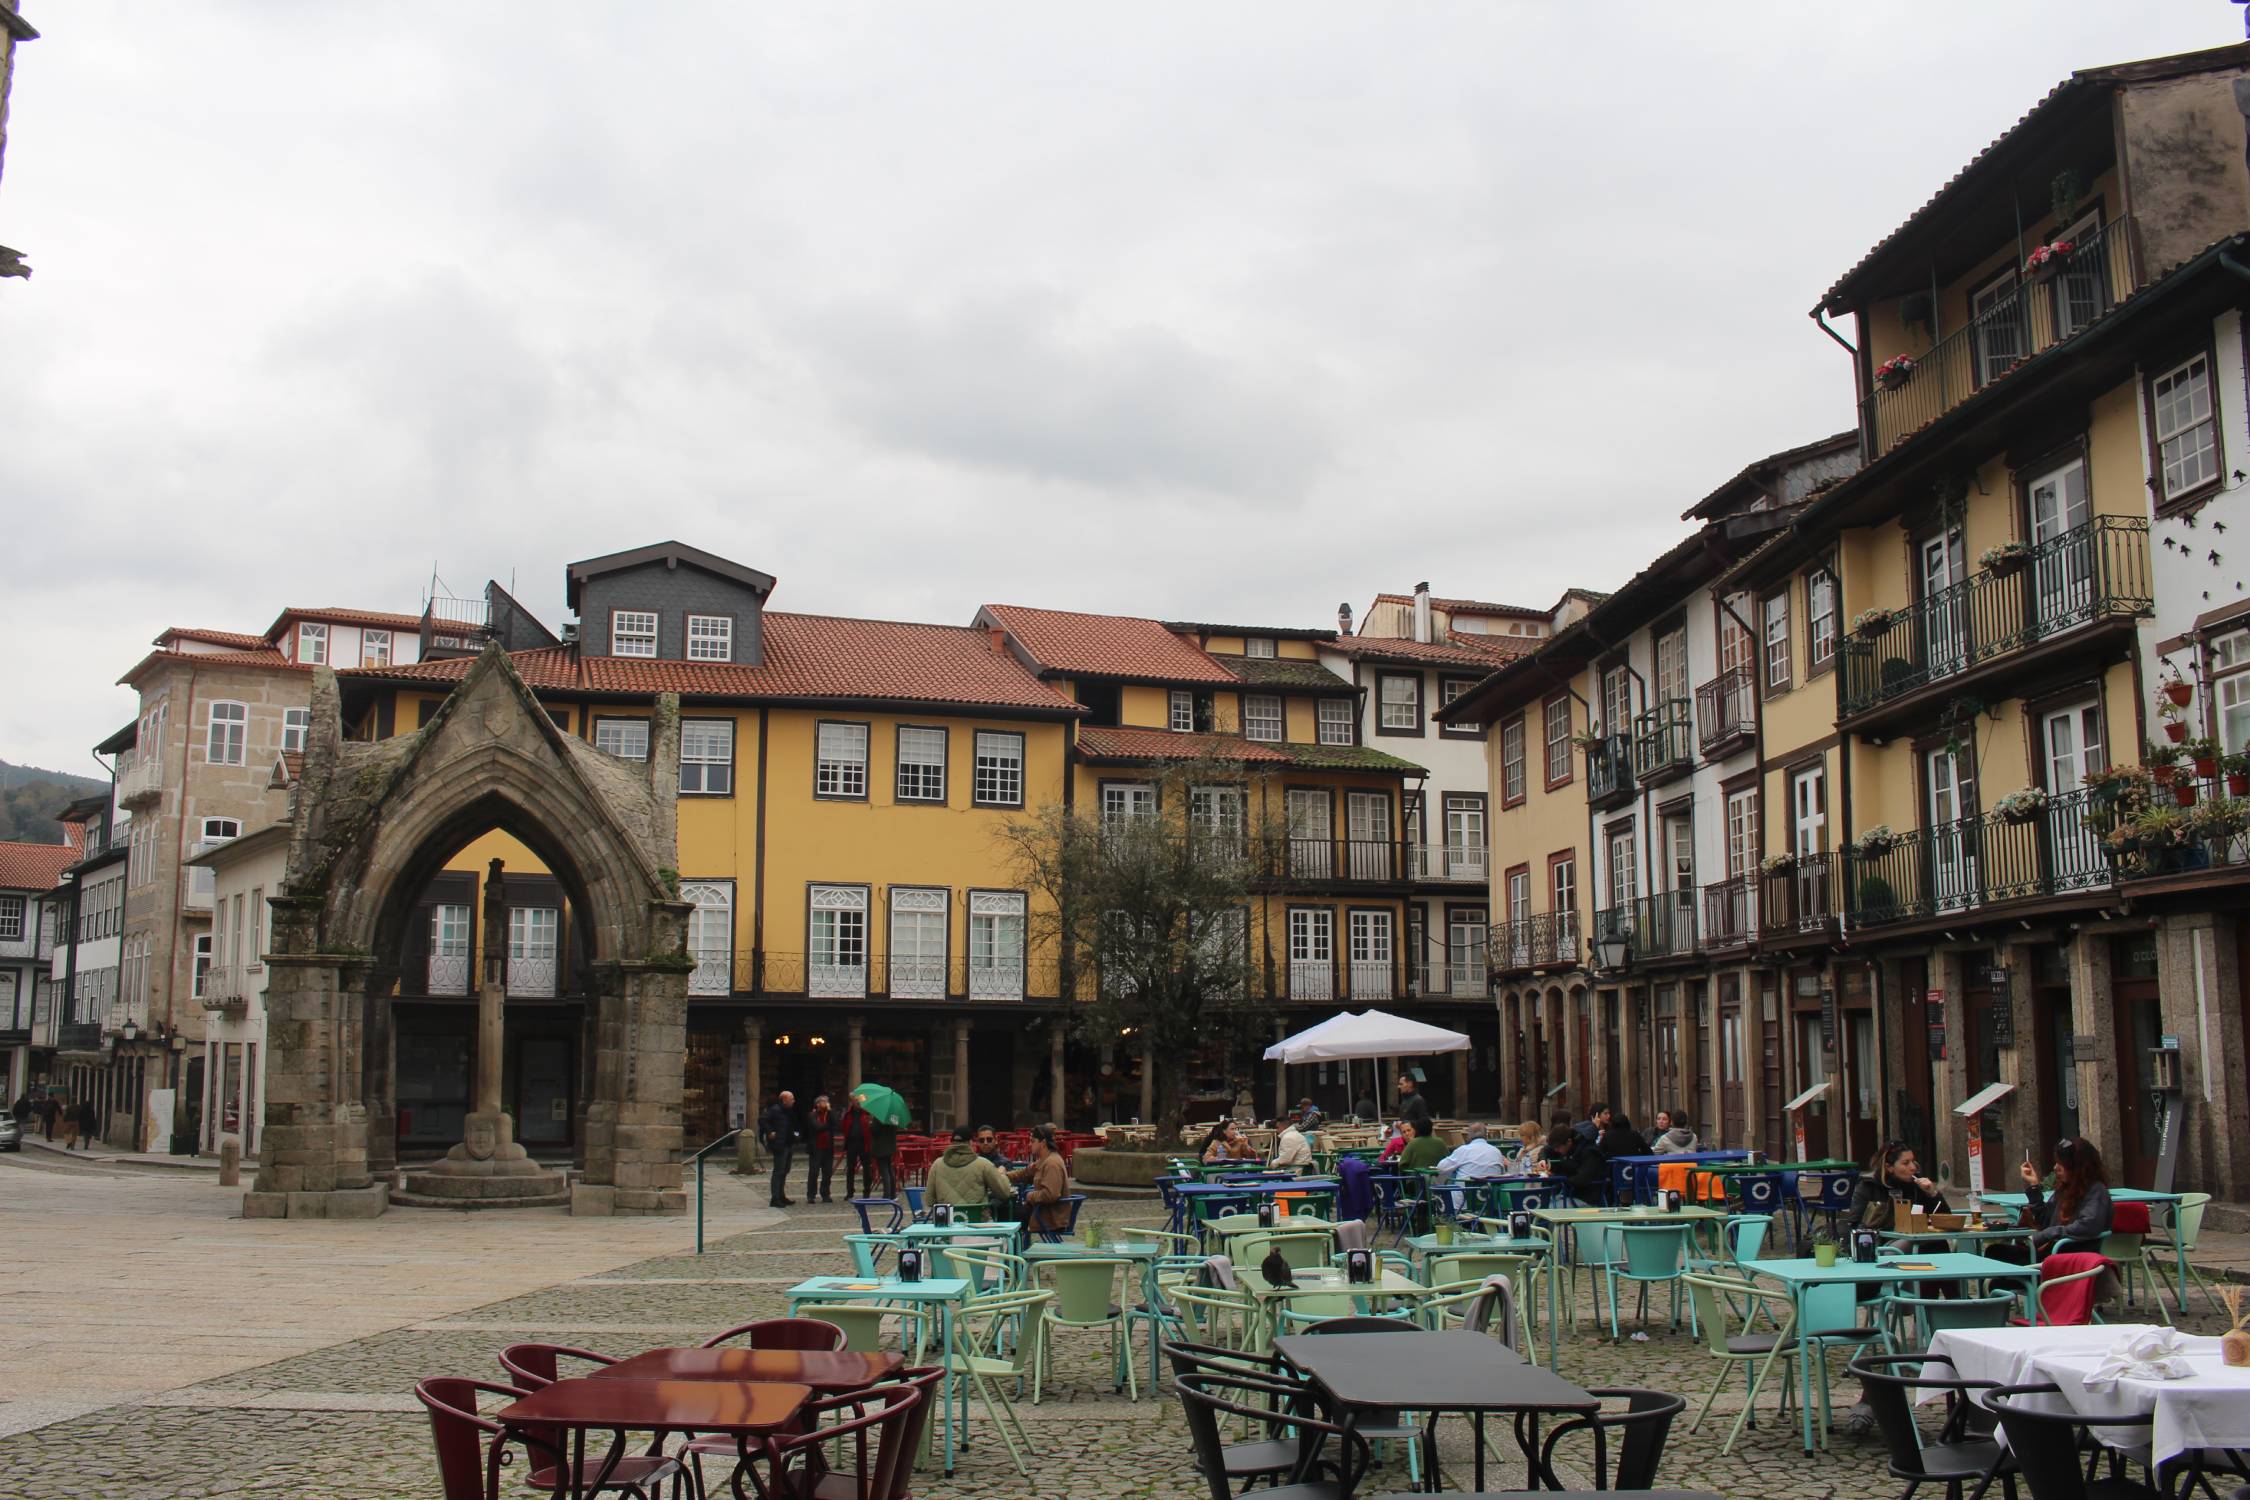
[565, 542, 778, 611]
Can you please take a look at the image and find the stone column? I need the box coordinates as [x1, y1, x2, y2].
[1272, 1020, 1287, 1117]
[952, 1021, 972, 1128]
[739, 1015, 764, 1170]
[1453, 1047, 1471, 1116]
[1048, 1024, 1065, 1127]
[846, 1015, 864, 1095]
[1139, 1042, 1154, 1123]
[2067, 931, 2120, 1169]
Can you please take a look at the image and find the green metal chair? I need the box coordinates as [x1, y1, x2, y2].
[1426, 1250, 1528, 1289]
[1421, 1270, 1540, 1360]
[1681, 1272, 1801, 1454]
[1878, 1289, 2014, 1351]
[947, 1244, 1030, 1298]
[1033, 1258, 1140, 1403]
[793, 1301, 932, 1360]
[1605, 1223, 1692, 1338]
[1165, 1283, 1260, 1352]
[2143, 1191, 2221, 1318]
[944, 1287, 1049, 1474]
[1233, 1229, 1333, 1273]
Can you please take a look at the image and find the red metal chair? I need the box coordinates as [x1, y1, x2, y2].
[498, 1342, 616, 1389]
[416, 1376, 681, 1500]
[700, 1316, 847, 1351]
[762, 1383, 924, 1500]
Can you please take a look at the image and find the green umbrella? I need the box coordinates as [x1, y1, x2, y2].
[849, 1083, 911, 1127]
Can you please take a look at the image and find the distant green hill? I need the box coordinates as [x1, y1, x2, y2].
[0, 760, 105, 844]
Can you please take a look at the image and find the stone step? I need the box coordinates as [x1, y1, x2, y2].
[388, 1188, 575, 1211]
[395, 1170, 570, 1201]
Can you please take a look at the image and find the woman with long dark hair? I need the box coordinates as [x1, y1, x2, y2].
[2019, 1136, 2113, 1254]
[1849, 1140, 1947, 1230]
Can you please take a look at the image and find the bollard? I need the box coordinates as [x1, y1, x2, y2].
[217, 1135, 242, 1187]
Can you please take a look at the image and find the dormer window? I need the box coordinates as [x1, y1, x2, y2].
[297, 622, 328, 665]
[1169, 691, 1195, 733]
[1245, 637, 1276, 659]
[686, 615, 733, 662]
[362, 629, 392, 667]
[612, 610, 658, 658]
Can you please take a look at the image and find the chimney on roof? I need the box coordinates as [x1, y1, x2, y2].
[988, 625, 1007, 656]
[1412, 582, 1433, 645]
[1336, 602, 1353, 637]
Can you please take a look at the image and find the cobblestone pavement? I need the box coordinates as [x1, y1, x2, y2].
[1, 1169, 2242, 1500]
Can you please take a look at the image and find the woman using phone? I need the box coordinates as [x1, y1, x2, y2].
[2020, 1136, 2113, 1254]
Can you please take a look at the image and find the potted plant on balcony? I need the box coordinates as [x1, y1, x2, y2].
[2184, 735, 2223, 781]
[1979, 540, 2032, 577]
[2224, 750, 2250, 797]
[2190, 797, 2248, 866]
[1853, 607, 1897, 640]
[2025, 238, 2076, 284]
[2159, 661, 2194, 708]
[1874, 354, 1916, 392]
[2158, 698, 2188, 744]
[1569, 726, 1606, 750]
[1993, 788, 2049, 826]
[1761, 851, 1797, 874]
[2082, 764, 2151, 833]
[1853, 824, 1898, 858]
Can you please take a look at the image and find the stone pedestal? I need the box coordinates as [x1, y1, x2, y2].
[393, 1108, 570, 1209]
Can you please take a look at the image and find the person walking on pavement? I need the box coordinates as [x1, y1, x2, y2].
[37, 1091, 59, 1142]
[759, 1090, 798, 1208]
[73, 1096, 96, 1151]
[60, 1093, 81, 1150]
[1395, 1074, 1433, 1134]
[803, 1095, 836, 1204]
[838, 1095, 876, 1199]
[10, 1092, 30, 1127]
[868, 1110, 900, 1200]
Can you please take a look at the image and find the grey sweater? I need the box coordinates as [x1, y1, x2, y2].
[1650, 1128, 1700, 1154]
[2027, 1179, 2113, 1250]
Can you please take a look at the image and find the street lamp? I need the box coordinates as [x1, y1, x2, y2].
[1591, 932, 1628, 973]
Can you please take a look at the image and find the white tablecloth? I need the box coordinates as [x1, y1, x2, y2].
[1926, 1324, 2250, 1467]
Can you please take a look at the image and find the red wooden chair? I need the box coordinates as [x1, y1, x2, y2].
[417, 1376, 681, 1500]
[700, 1316, 847, 1351]
[498, 1342, 616, 1389]
[763, 1383, 924, 1500]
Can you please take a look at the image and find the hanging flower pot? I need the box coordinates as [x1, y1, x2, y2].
[1875, 355, 1915, 392]
[2175, 782, 2199, 809]
[2196, 756, 2221, 780]
[2152, 764, 2178, 787]
[2230, 773, 2249, 797]
[2165, 720, 2189, 744]
[2164, 681, 2194, 708]
[1980, 541, 2032, 577]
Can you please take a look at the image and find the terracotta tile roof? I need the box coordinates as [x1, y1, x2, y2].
[157, 626, 268, 651]
[342, 613, 1084, 715]
[1326, 636, 1529, 669]
[979, 604, 1240, 685]
[1368, 592, 1546, 618]
[1222, 656, 1356, 693]
[1073, 725, 1422, 775]
[117, 646, 301, 685]
[0, 840, 78, 892]
[266, 606, 432, 636]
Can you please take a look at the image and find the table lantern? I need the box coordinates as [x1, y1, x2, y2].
[1851, 1229, 1880, 1264]
[1509, 1210, 1531, 1239]
[1662, 1189, 1683, 1213]
[898, 1247, 924, 1283]
[929, 1203, 954, 1227]
[1256, 1201, 1277, 1229]
[1344, 1248, 1373, 1284]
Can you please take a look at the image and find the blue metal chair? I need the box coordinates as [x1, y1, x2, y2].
[849, 1197, 905, 1236]
[1728, 1171, 1789, 1236]
[1793, 1171, 1858, 1246]
[1034, 1194, 1088, 1244]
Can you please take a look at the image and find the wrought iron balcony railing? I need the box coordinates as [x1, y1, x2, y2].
[1406, 844, 1490, 883]
[1488, 911, 1580, 975]
[1700, 874, 1758, 951]
[1760, 853, 1840, 940]
[1590, 894, 1698, 967]
[1846, 786, 2111, 928]
[1632, 700, 1694, 786]
[1695, 667, 1756, 758]
[1837, 517, 2151, 721]
[1586, 734, 1634, 811]
[1860, 216, 2134, 456]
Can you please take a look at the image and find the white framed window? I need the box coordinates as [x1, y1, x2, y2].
[431, 903, 472, 995]
[1244, 695, 1283, 743]
[1190, 784, 1247, 848]
[1654, 629, 1689, 707]
[896, 725, 947, 802]
[0, 972, 15, 1029]
[1169, 690, 1196, 733]
[192, 933, 212, 999]
[0, 895, 23, 942]
[2217, 632, 2250, 754]
[1806, 572, 1837, 668]
[1501, 716, 1526, 802]
[1447, 906, 1487, 989]
[973, 731, 1025, 807]
[1288, 907, 1335, 1001]
[206, 701, 247, 765]
[611, 610, 659, 658]
[2153, 353, 2219, 503]
[1508, 869, 1531, 919]
[1378, 673, 1420, 732]
[1725, 787, 1758, 878]
[1317, 698, 1354, 746]
[1102, 782, 1158, 824]
[1601, 665, 1632, 739]
[888, 887, 948, 998]
[1762, 593, 1791, 692]
[1792, 765, 1827, 856]
[1607, 825, 1637, 905]
[968, 891, 1028, 1000]
[1544, 695, 1571, 783]
[1442, 794, 1487, 879]
[594, 717, 650, 761]
[200, 817, 239, 845]
[686, 614, 733, 661]
[808, 885, 869, 997]
[815, 722, 869, 798]
[682, 881, 733, 996]
[679, 718, 734, 795]
[361, 628, 392, 667]
[282, 707, 310, 753]
[297, 622, 328, 665]
[1347, 909, 1394, 999]
[248, 885, 264, 968]
[508, 906, 560, 996]
[1244, 637, 1277, 659]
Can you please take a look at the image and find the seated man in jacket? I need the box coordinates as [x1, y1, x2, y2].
[1270, 1116, 1315, 1172]
[1434, 1124, 1507, 1182]
[1010, 1123, 1074, 1234]
[927, 1124, 1014, 1215]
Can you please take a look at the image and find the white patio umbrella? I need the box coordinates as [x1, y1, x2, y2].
[1264, 1010, 1471, 1122]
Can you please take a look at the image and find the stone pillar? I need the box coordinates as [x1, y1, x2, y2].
[1139, 1043, 1154, 1123]
[1453, 1047, 1471, 1116]
[2161, 912, 2250, 1202]
[952, 1021, 972, 1129]
[243, 947, 385, 1220]
[2068, 931, 2121, 1169]
[846, 1015, 864, 1097]
[1048, 1024, 1066, 1127]
[740, 1015, 764, 1170]
[1272, 1020, 1287, 1118]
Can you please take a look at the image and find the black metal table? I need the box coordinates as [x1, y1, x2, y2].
[1274, 1331, 1600, 1494]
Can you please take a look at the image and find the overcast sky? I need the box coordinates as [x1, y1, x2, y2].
[0, 4, 2230, 776]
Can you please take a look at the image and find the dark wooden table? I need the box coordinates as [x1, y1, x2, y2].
[593, 1346, 902, 1391]
[496, 1377, 811, 1500]
[1367, 1491, 1720, 1499]
[1275, 1331, 1599, 1495]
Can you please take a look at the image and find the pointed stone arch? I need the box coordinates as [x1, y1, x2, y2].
[246, 644, 693, 1218]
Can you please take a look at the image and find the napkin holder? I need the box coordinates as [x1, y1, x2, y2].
[1344, 1248, 1374, 1285]
[1851, 1229, 1880, 1265]
[897, 1247, 924, 1284]
[1509, 1210, 1532, 1239]
[929, 1203, 954, 1227]
[1256, 1201, 1277, 1229]
[1661, 1189, 1683, 1213]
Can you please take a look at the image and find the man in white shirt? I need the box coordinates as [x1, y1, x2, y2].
[1271, 1118, 1314, 1171]
[1434, 1125, 1507, 1182]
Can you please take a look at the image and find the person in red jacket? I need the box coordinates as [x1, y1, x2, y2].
[838, 1097, 876, 1199]
[803, 1095, 837, 1204]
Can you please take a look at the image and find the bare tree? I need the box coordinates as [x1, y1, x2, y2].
[998, 756, 1278, 1133]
